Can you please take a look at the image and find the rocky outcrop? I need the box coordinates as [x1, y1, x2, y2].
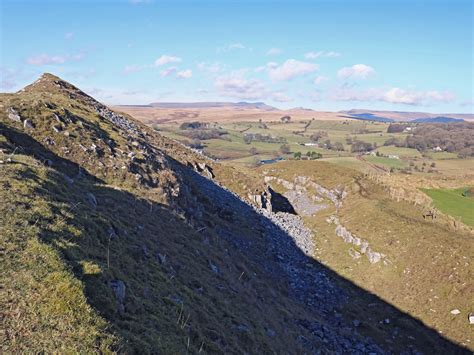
[327, 215, 389, 265]
[6, 108, 21, 122]
[248, 188, 273, 212]
[188, 161, 215, 179]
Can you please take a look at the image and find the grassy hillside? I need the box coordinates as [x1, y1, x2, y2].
[256, 160, 474, 349]
[422, 187, 474, 227]
[1, 74, 471, 353]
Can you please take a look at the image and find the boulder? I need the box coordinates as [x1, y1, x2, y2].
[23, 119, 34, 129]
[7, 108, 21, 122]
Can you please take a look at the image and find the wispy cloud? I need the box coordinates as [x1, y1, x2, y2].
[305, 51, 340, 59]
[330, 85, 455, 105]
[214, 71, 266, 100]
[266, 47, 282, 56]
[197, 62, 225, 74]
[160, 67, 192, 79]
[272, 91, 293, 102]
[217, 43, 245, 53]
[0, 67, 21, 90]
[160, 66, 177, 77]
[27, 52, 85, 65]
[154, 55, 182, 66]
[313, 75, 328, 85]
[337, 64, 375, 79]
[176, 69, 192, 79]
[267, 59, 318, 81]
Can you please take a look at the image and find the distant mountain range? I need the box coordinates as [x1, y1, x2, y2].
[117, 102, 473, 123]
[341, 109, 473, 123]
[120, 101, 278, 111]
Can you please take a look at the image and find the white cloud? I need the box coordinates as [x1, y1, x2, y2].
[217, 43, 245, 53]
[64, 32, 75, 40]
[214, 72, 266, 100]
[176, 69, 192, 79]
[266, 47, 282, 56]
[337, 64, 375, 79]
[0, 67, 21, 90]
[267, 59, 318, 81]
[331, 86, 455, 105]
[313, 75, 328, 85]
[460, 98, 474, 107]
[383, 88, 454, 105]
[272, 92, 293, 102]
[159, 67, 192, 79]
[305, 51, 340, 59]
[160, 66, 177, 77]
[154, 55, 182, 66]
[197, 62, 225, 74]
[27, 52, 85, 65]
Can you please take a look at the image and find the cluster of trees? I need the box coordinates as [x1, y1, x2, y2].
[382, 122, 474, 158]
[323, 140, 345, 151]
[406, 123, 474, 157]
[351, 140, 373, 153]
[294, 151, 323, 160]
[181, 128, 228, 140]
[387, 124, 409, 133]
[179, 121, 209, 130]
[383, 137, 405, 147]
[309, 130, 328, 142]
[244, 133, 287, 144]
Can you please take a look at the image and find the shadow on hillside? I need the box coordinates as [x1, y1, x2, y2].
[1, 122, 469, 354]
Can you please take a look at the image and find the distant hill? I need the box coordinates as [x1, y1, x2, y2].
[342, 112, 395, 122]
[140, 101, 278, 110]
[410, 116, 465, 123]
[342, 109, 473, 122]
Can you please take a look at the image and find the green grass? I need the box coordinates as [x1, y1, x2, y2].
[422, 187, 474, 226]
[366, 156, 407, 169]
[375, 146, 422, 158]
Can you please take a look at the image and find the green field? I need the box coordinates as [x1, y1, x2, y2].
[422, 187, 474, 226]
[375, 146, 422, 158]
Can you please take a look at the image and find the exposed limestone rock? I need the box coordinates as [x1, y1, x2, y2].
[283, 189, 327, 216]
[23, 119, 34, 129]
[327, 215, 387, 265]
[7, 108, 21, 122]
[248, 188, 272, 212]
[188, 161, 215, 179]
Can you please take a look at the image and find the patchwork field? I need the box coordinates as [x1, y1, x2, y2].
[422, 187, 474, 227]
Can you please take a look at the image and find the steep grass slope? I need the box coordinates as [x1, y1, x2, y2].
[0, 74, 469, 353]
[257, 160, 473, 349]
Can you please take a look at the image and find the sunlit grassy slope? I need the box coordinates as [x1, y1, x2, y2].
[422, 187, 474, 226]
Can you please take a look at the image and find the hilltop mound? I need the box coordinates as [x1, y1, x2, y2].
[0, 74, 468, 353]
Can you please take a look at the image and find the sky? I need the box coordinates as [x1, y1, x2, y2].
[1, 0, 473, 113]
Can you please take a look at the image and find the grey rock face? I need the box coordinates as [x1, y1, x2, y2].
[23, 119, 34, 129]
[7, 108, 21, 122]
[327, 215, 387, 264]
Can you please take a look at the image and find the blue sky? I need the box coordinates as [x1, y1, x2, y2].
[1, 0, 472, 113]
